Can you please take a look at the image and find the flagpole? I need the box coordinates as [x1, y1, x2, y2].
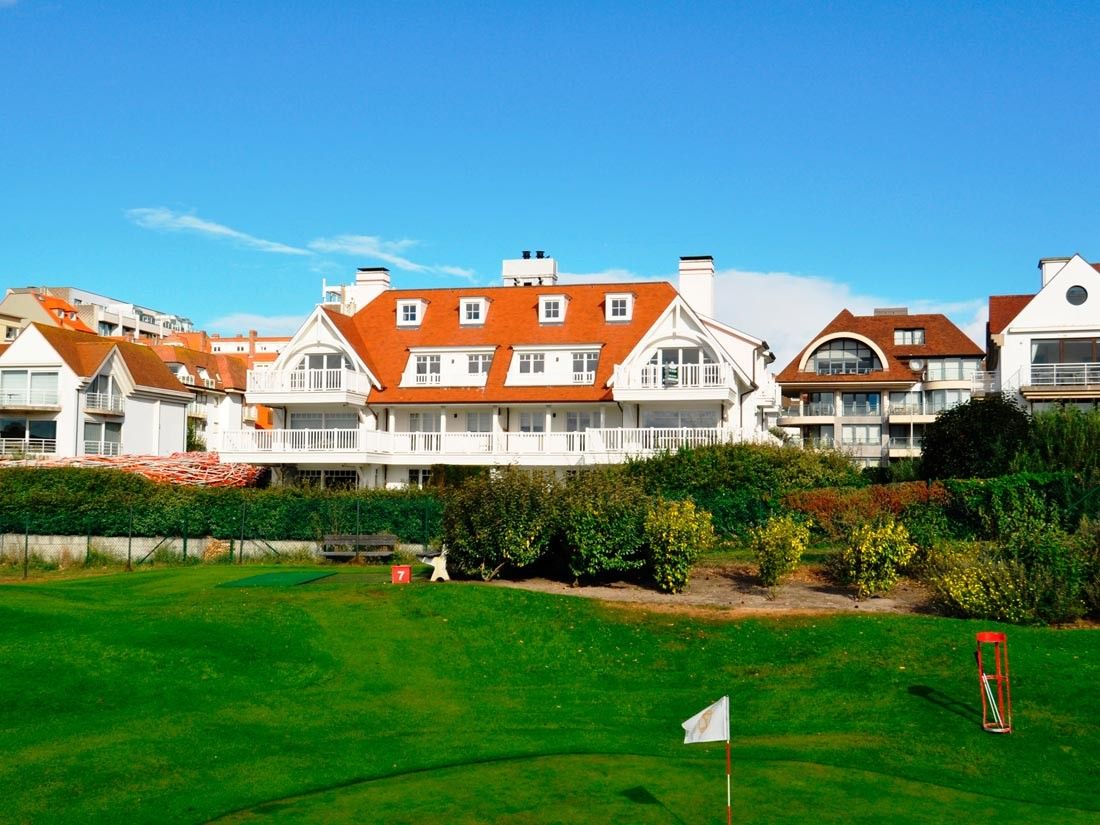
[721, 699, 730, 825]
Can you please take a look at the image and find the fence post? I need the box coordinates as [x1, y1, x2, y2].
[86, 528, 91, 565]
[239, 501, 246, 564]
[423, 499, 429, 550]
[23, 513, 29, 580]
[126, 505, 133, 572]
[182, 514, 188, 561]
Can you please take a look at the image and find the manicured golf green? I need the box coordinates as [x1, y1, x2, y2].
[217, 571, 336, 588]
[1, 566, 1096, 824]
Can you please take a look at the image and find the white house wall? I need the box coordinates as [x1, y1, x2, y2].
[0, 325, 84, 455]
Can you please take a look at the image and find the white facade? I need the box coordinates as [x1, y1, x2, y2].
[979, 254, 1100, 411]
[0, 326, 190, 458]
[12, 286, 194, 339]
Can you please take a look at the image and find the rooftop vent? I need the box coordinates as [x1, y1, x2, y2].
[522, 250, 531, 259]
[873, 307, 908, 316]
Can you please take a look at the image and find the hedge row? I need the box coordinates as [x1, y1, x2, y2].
[0, 468, 442, 542]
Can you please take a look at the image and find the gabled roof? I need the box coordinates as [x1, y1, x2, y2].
[988, 294, 1035, 335]
[0, 343, 9, 359]
[775, 309, 984, 385]
[33, 294, 95, 333]
[340, 282, 679, 403]
[150, 344, 250, 392]
[31, 324, 187, 393]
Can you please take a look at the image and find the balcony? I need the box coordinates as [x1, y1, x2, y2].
[85, 392, 125, 414]
[218, 426, 741, 466]
[840, 402, 881, 417]
[0, 437, 57, 456]
[84, 440, 121, 456]
[186, 402, 207, 418]
[971, 371, 1000, 396]
[778, 401, 834, 424]
[612, 363, 734, 401]
[241, 404, 259, 423]
[414, 372, 442, 385]
[246, 368, 372, 405]
[0, 389, 60, 410]
[1021, 363, 1100, 399]
[573, 371, 595, 385]
[888, 436, 923, 457]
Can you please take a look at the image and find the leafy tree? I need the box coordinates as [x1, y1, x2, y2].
[921, 394, 1030, 480]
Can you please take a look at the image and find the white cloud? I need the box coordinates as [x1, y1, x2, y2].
[203, 312, 308, 337]
[559, 268, 649, 283]
[126, 207, 310, 256]
[0, 1, 18, 7]
[308, 234, 475, 279]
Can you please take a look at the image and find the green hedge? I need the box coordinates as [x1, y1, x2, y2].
[0, 468, 442, 542]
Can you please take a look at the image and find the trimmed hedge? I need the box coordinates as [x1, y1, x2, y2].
[0, 468, 442, 542]
[782, 481, 947, 542]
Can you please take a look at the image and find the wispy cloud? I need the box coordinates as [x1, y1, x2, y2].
[559, 268, 649, 283]
[202, 312, 309, 337]
[0, 1, 18, 8]
[126, 207, 310, 256]
[308, 234, 475, 279]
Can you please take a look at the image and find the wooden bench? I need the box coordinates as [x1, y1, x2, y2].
[320, 533, 399, 563]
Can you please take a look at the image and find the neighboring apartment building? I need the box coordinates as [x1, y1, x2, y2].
[6, 286, 193, 340]
[218, 254, 781, 488]
[0, 290, 96, 339]
[150, 345, 258, 449]
[976, 254, 1100, 411]
[775, 308, 984, 466]
[0, 324, 190, 458]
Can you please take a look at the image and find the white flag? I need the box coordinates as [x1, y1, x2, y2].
[682, 696, 729, 744]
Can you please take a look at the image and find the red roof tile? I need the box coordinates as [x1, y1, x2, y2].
[775, 309, 984, 386]
[32, 324, 187, 393]
[342, 282, 679, 403]
[34, 294, 95, 333]
[150, 344, 250, 392]
[988, 294, 1035, 335]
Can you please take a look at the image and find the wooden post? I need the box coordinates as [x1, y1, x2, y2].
[126, 506, 133, 572]
[23, 514, 29, 580]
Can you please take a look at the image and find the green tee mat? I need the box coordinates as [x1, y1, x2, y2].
[218, 571, 336, 588]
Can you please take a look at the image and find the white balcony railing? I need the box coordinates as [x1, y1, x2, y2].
[414, 373, 442, 385]
[85, 393, 125, 413]
[889, 402, 926, 415]
[841, 402, 880, 416]
[186, 402, 207, 418]
[84, 440, 121, 456]
[614, 363, 731, 390]
[972, 371, 1000, 395]
[1028, 363, 1100, 387]
[219, 426, 740, 458]
[573, 371, 595, 385]
[0, 438, 57, 456]
[178, 374, 196, 385]
[246, 368, 373, 395]
[781, 401, 834, 417]
[241, 404, 259, 422]
[888, 436, 923, 450]
[0, 389, 60, 407]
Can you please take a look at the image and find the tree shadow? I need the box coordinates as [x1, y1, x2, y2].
[620, 786, 689, 824]
[908, 684, 981, 722]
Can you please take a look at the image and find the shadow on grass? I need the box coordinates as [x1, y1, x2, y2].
[619, 786, 689, 824]
[908, 684, 981, 722]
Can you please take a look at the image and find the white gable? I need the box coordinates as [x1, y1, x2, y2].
[1008, 255, 1100, 333]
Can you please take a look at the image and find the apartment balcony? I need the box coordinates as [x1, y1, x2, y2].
[245, 368, 372, 406]
[888, 436, 923, 457]
[971, 371, 1000, 396]
[840, 402, 881, 418]
[777, 401, 834, 425]
[839, 437, 885, 458]
[887, 402, 934, 423]
[787, 435, 836, 449]
[0, 437, 57, 456]
[612, 363, 735, 401]
[241, 404, 259, 423]
[218, 426, 742, 466]
[186, 402, 207, 419]
[0, 389, 60, 411]
[84, 440, 121, 456]
[84, 392, 125, 414]
[1021, 363, 1100, 399]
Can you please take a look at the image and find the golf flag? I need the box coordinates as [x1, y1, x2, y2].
[682, 695, 729, 744]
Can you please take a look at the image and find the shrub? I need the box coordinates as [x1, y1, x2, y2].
[441, 468, 557, 581]
[927, 544, 1034, 624]
[921, 394, 1031, 480]
[749, 514, 812, 588]
[783, 482, 946, 542]
[644, 499, 715, 593]
[559, 467, 651, 580]
[831, 517, 917, 598]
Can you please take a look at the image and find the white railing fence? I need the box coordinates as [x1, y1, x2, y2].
[246, 368, 372, 395]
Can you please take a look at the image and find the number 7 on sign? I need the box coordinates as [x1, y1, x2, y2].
[391, 565, 411, 584]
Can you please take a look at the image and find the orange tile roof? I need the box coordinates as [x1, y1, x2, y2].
[150, 344, 250, 392]
[987, 294, 1035, 335]
[34, 294, 95, 333]
[340, 282, 679, 403]
[0, 343, 9, 359]
[32, 324, 187, 393]
[775, 309, 984, 386]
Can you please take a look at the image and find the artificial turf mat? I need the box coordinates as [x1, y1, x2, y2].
[218, 571, 336, 588]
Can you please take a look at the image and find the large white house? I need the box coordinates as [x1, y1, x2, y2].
[0, 324, 191, 458]
[977, 254, 1100, 411]
[218, 254, 781, 488]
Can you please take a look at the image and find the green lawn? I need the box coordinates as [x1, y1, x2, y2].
[0, 566, 1096, 824]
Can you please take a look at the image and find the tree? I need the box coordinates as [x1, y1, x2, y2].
[921, 394, 1030, 480]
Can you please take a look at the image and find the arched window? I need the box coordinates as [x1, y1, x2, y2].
[810, 339, 881, 375]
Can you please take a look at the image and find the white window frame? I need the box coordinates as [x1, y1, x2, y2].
[467, 353, 493, 374]
[461, 298, 487, 326]
[397, 300, 423, 327]
[894, 328, 926, 345]
[606, 293, 633, 321]
[518, 412, 545, 433]
[539, 295, 566, 323]
[518, 353, 545, 374]
[415, 354, 441, 384]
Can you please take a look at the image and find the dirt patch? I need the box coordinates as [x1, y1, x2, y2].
[490, 562, 937, 618]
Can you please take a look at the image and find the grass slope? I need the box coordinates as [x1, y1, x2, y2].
[0, 567, 1096, 824]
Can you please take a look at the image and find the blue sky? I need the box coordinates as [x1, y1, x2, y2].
[3, 1, 1098, 363]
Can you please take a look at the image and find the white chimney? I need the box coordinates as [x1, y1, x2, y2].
[322, 267, 391, 314]
[1038, 257, 1070, 287]
[502, 250, 558, 286]
[678, 255, 715, 318]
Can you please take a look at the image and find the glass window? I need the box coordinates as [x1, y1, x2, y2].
[1031, 340, 1061, 365]
[408, 469, 432, 488]
[542, 300, 560, 321]
[841, 392, 880, 414]
[641, 409, 719, 428]
[518, 353, 545, 374]
[518, 412, 545, 433]
[1, 418, 26, 438]
[466, 411, 492, 432]
[610, 297, 628, 318]
[401, 304, 418, 323]
[566, 411, 594, 432]
[467, 353, 493, 374]
[572, 352, 599, 377]
[810, 339, 881, 375]
[463, 301, 482, 322]
[1067, 286, 1088, 306]
[28, 420, 56, 440]
[841, 424, 881, 445]
[415, 354, 441, 381]
[1063, 339, 1096, 363]
[894, 329, 925, 345]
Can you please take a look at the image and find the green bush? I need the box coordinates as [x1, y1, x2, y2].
[783, 482, 946, 542]
[749, 514, 812, 588]
[559, 467, 651, 580]
[921, 394, 1031, 480]
[831, 517, 917, 598]
[927, 544, 1033, 624]
[644, 499, 715, 593]
[441, 468, 557, 581]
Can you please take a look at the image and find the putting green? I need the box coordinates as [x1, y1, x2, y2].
[217, 571, 336, 588]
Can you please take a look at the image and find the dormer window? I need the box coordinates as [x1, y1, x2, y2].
[894, 328, 925, 345]
[397, 299, 425, 327]
[539, 295, 566, 324]
[811, 339, 882, 375]
[519, 353, 545, 374]
[606, 293, 633, 321]
[461, 298, 488, 325]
